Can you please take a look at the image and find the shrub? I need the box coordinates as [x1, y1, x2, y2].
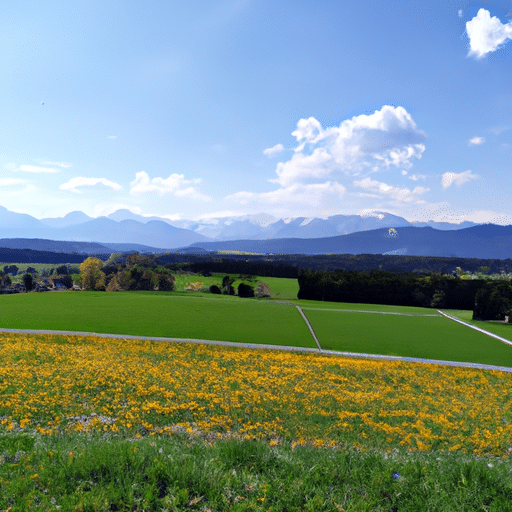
[156, 273, 175, 291]
[209, 285, 222, 294]
[222, 276, 235, 295]
[0, 272, 11, 287]
[255, 281, 271, 298]
[22, 273, 33, 291]
[186, 281, 203, 292]
[237, 282, 255, 298]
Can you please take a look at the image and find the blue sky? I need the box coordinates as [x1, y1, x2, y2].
[1, 0, 511, 225]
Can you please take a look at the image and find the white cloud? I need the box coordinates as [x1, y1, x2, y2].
[18, 164, 60, 173]
[0, 178, 28, 186]
[468, 136, 485, 145]
[263, 143, 285, 157]
[40, 161, 72, 168]
[466, 8, 512, 59]
[441, 170, 478, 188]
[458, 9, 463, 18]
[129, 171, 211, 200]
[227, 181, 346, 207]
[353, 177, 429, 203]
[269, 105, 426, 188]
[408, 174, 427, 181]
[107, 135, 117, 140]
[229, 105, 428, 217]
[60, 177, 123, 193]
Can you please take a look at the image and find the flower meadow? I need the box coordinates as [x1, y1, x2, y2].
[1, 332, 512, 457]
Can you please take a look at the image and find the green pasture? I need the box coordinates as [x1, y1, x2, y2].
[442, 309, 512, 342]
[0, 291, 316, 349]
[302, 307, 512, 367]
[293, 299, 436, 314]
[171, 273, 299, 300]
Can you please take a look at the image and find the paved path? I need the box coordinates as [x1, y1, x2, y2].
[2, 327, 512, 374]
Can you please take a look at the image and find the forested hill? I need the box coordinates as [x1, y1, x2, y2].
[0, 247, 109, 264]
[189, 224, 512, 259]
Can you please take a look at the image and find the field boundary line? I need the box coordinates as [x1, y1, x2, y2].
[275, 301, 322, 351]
[438, 310, 512, 347]
[294, 305, 322, 351]
[301, 308, 440, 317]
[2, 328, 512, 373]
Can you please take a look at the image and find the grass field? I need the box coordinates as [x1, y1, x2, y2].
[443, 308, 512, 340]
[302, 307, 512, 366]
[1, 290, 512, 366]
[171, 273, 299, 300]
[1, 332, 512, 510]
[0, 291, 315, 348]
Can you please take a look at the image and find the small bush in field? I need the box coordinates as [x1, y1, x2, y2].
[255, 281, 271, 298]
[23, 273, 33, 291]
[209, 285, 222, 294]
[156, 273, 175, 291]
[238, 282, 255, 298]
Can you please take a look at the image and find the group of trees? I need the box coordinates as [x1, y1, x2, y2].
[79, 254, 176, 292]
[78, 253, 271, 298]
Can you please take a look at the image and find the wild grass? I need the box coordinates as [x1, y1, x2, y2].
[2, 433, 512, 511]
[1, 332, 512, 510]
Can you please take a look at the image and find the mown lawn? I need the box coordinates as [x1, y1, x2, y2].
[442, 308, 512, 342]
[0, 291, 315, 348]
[302, 307, 512, 367]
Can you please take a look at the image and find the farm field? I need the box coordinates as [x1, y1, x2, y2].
[302, 307, 512, 367]
[442, 308, 512, 340]
[0, 291, 315, 349]
[1, 332, 512, 510]
[1, 289, 512, 366]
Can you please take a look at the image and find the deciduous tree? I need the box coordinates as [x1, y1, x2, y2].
[79, 257, 106, 290]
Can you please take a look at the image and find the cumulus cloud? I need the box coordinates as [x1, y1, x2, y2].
[270, 105, 426, 188]
[230, 105, 429, 215]
[60, 177, 123, 193]
[228, 181, 346, 207]
[130, 171, 211, 200]
[263, 143, 285, 157]
[353, 177, 429, 203]
[466, 8, 512, 58]
[442, 170, 478, 188]
[468, 136, 485, 145]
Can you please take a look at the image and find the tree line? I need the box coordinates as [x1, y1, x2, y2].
[297, 268, 512, 321]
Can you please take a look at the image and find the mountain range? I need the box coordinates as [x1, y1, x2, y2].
[0, 206, 478, 250]
[3, 205, 510, 259]
[189, 224, 512, 259]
